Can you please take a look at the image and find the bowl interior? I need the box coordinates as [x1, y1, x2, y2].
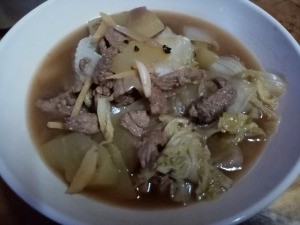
[0, 0, 299, 225]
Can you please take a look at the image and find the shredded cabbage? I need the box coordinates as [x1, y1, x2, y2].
[218, 112, 265, 144]
[139, 118, 232, 202]
[161, 116, 190, 138]
[157, 130, 203, 182]
[250, 97, 279, 119]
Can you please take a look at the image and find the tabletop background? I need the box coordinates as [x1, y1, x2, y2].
[0, 0, 299, 224]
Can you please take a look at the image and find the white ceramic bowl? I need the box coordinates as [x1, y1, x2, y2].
[0, 0, 299, 224]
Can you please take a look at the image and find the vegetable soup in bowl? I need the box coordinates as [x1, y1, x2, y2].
[0, 0, 299, 224]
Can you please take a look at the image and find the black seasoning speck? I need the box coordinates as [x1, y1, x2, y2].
[163, 45, 172, 54]
[134, 46, 139, 52]
[123, 40, 129, 44]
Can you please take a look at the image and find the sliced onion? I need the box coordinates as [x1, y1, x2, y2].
[257, 71, 287, 96]
[67, 145, 98, 194]
[114, 25, 145, 41]
[135, 60, 152, 98]
[183, 26, 219, 49]
[74, 37, 101, 82]
[228, 78, 257, 113]
[113, 75, 143, 98]
[114, 25, 161, 47]
[97, 97, 114, 143]
[104, 70, 138, 80]
[122, 75, 143, 94]
[100, 12, 116, 26]
[91, 21, 106, 44]
[209, 56, 246, 76]
[88, 17, 101, 35]
[194, 47, 219, 69]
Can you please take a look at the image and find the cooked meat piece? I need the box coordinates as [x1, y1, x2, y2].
[151, 174, 172, 193]
[103, 26, 127, 48]
[114, 93, 136, 106]
[99, 38, 108, 54]
[79, 57, 91, 73]
[159, 175, 172, 193]
[138, 127, 168, 168]
[137, 174, 171, 194]
[36, 92, 76, 117]
[152, 68, 208, 91]
[113, 76, 142, 106]
[148, 87, 166, 115]
[136, 180, 151, 193]
[114, 84, 141, 106]
[93, 46, 117, 84]
[93, 27, 127, 84]
[139, 141, 158, 169]
[121, 110, 150, 137]
[189, 77, 237, 124]
[93, 80, 114, 100]
[113, 79, 126, 98]
[128, 111, 149, 129]
[65, 112, 99, 134]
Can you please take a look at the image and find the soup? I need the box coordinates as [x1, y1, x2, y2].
[28, 7, 286, 209]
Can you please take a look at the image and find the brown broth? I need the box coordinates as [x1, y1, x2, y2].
[28, 12, 268, 209]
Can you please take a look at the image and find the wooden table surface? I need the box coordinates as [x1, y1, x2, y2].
[0, 1, 300, 224]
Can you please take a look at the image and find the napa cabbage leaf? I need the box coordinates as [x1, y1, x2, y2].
[218, 112, 265, 144]
[154, 27, 197, 76]
[238, 70, 287, 110]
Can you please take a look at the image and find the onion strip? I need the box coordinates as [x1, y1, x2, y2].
[92, 21, 106, 43]
[67, 145, 98, 194]
[135, 60, 152, 98]
[97, 97, 114, 143]
[71, 76, 93, 117]
[104, 70, 138, 80]
[47, 121, 65, 130]
[100, 12, 117, 26]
